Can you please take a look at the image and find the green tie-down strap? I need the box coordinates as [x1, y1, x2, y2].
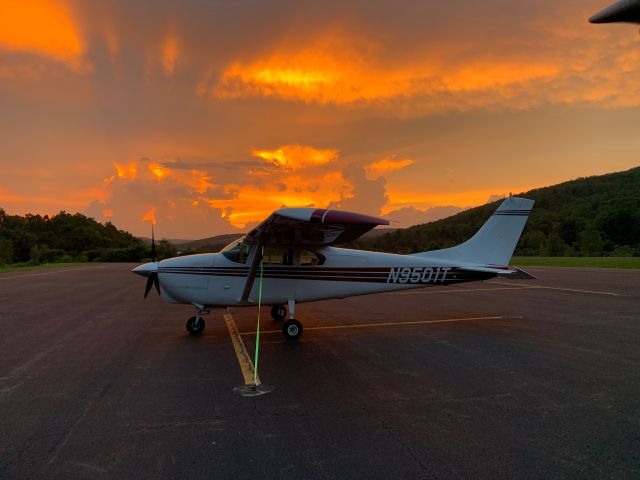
[253, 246, 264, 386]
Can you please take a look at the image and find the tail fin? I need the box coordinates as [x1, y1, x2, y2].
[414, 196, 534, 266]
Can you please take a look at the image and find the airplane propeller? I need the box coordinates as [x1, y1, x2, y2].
[144, 224, 160, 299]
[144, 272, 160, 298]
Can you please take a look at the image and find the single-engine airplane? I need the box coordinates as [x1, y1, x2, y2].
[133, 196, 535, 341]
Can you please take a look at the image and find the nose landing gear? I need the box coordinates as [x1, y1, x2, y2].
[186, 303, 208, 336]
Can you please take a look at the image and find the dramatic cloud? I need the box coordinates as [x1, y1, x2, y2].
[0, 0, 88, 71]
[252, 145, 338, 170]
[209, 32, 561, 111]
[85, 159, 241, 238]
[83, 145, 425, 235]
[1, 0, 639, 238]
[365, 158, 415, 179]
[327, 164, 389, 216]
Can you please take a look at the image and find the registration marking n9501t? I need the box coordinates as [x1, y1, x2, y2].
[387, 267, 451, 284]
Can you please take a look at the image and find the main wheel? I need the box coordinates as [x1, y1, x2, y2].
[186, 316, 205, 336]
[270, 305, 287, 322]
[282, 319, 303, 341]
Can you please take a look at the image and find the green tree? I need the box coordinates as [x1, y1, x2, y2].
[579, 224, 604, 256]
[157, 239, 177, 259]
[543, 233, 568, 257]
[0, 236, 13, 265]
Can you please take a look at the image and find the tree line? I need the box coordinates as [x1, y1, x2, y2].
[351, 167, 640, 257]
[0, 209, 176, 266]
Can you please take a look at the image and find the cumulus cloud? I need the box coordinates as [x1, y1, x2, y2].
[327, 164, 389, 216]
[84, 159, 242, 238]
[83, 148, 412, 236]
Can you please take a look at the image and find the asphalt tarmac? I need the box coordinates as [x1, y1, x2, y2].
[0, 264, 639, 479]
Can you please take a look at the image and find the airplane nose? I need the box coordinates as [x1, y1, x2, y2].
[132, 262, 158, 278]
[589, 0, 640, 24]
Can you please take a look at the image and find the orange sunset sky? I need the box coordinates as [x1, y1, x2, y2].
[1, 0, 639, 238]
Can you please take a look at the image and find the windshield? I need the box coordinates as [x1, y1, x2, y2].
[221, 236, 252, 263]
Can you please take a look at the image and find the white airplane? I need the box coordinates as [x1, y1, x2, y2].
[133, 196, 535, 341]
[590, 0, 640, 24]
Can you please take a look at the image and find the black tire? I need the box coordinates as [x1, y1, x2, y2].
[186, 316, 205, 336]
[282, 319, 303, 341]
[271, 305, 287, 322]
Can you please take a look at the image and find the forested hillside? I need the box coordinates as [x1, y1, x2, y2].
[0, 210, 176, 266]
[352, 167, 640, 257]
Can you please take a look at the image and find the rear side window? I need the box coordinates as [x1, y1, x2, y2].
[300, 250, 325, 266]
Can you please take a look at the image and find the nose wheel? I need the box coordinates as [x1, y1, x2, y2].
[186, 303, 207, 336]
[282, 319, 303, 341]
[186, 316, 205, 335]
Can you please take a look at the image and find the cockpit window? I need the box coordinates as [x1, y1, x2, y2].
[221, 237, 252, 264]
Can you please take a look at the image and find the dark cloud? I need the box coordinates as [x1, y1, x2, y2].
[204, 185, 240, 200]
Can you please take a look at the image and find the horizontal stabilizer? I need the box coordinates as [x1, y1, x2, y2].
[458, 266, 536, 279]
[505, 267, 537, 280]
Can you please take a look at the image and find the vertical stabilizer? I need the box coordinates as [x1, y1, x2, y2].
[414, 197, 534, 266]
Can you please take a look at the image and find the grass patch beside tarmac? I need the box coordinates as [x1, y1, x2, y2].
[512, 257, 640, 269]
[0, 262, 90, 274]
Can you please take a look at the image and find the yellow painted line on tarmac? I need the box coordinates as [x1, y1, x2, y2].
[223, 313, 260, 385]
[240, 315, 505, 336]
[489, 281, 621, 297]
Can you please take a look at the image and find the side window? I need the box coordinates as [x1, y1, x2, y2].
[300, 250, 325, 266]
[263, 247, 294, 265]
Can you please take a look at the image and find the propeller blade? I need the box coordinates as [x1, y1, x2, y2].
[144, 272, 160, 299]
[153, 272, 160, 295]
[144, 274, 154, 298]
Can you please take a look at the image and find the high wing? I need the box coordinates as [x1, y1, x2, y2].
[245, 208, 389, 248]
[240, 208, 389, 301]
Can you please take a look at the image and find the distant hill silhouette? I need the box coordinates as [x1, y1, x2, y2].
[176, 234, 245, 253]
[351, 167, 640, 257]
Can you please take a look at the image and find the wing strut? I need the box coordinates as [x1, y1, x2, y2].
[240, 240, 263, 302]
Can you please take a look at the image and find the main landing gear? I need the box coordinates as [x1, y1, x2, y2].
[186, 303, 207, 336]
[280, 299, 303, 341]
[270, 305, 287, 322]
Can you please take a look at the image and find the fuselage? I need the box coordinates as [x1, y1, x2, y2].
[143, 247, 496, 308]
